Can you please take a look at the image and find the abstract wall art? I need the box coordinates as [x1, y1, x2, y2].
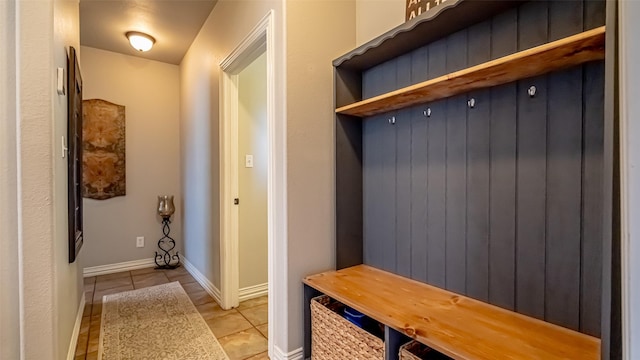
[82, 99, 126, 200]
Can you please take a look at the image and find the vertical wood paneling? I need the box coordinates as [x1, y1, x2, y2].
[381, 114, 397, 273]
[445, 30, 468, 294]
[488, 9, 517, 311]
[410, 106, 429, 283]
[426, 38, 448, 288]
[546, 66, 583, 331]
[545, 0, 584, 331]
[410, 47, 430, 283]
[581, 61, 604, 336]
[364, 115, 385, 269]
[515, 0, 549, 320]
[395, 54, 411, 277]
[396, 110, 412, 277]
[396, 56, 413, 276]
[465, 21, 491, 302]
[411, 46, 429, 84]
[427, 99, 447, 288]
[360, 0, 606, 336]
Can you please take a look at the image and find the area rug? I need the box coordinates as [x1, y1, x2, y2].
[98, 282, 229, 360]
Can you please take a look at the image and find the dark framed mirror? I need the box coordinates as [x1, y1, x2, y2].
[68, 46, 83, 263]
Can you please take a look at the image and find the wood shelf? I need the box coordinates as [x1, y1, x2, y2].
[304, 265, 600, 360]
[336, 26, 605, 118]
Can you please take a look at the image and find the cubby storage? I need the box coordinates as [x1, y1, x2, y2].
[304, 0, 617, 359]
[399, 341, 451, 360]
[310, 295, 384, 360]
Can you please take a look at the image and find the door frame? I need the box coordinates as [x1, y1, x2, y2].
[219, 11, 280, 354]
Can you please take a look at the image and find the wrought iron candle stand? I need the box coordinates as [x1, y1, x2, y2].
[155, 195, 180, 269]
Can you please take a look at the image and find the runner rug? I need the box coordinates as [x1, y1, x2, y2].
[98, 281, 229, 360]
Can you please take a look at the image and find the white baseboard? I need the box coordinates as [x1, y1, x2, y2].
[272, 346, 303, 360]
[66, 292, 86, 360]
[239, 282, 268, 302]
[182, 257, 223, 306]
[83, 258, 156, 277]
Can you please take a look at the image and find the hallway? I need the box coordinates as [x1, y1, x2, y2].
[75, 267, 269, 360]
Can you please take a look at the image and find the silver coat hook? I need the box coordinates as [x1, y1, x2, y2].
[528, 85, 537, 97]
[423, 108, 432, 117]
[388, 116, 396, 125]
[468, 98, 476, 109]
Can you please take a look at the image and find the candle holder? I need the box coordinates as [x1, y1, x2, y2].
[155, 195, 180, 269]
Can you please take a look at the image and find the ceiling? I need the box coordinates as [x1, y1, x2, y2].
[80, 0, 217, 65]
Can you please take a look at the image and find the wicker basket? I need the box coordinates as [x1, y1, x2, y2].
[399, 341, 451, 360]
[311, 295, 384, 360]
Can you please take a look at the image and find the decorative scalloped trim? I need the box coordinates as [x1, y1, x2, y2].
[333, 0, 463, 67]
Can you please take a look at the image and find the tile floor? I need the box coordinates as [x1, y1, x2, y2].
[75, 266, 269, 360]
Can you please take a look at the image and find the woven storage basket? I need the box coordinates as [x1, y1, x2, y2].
[311, 295, 384, 360]
[399, 340, 451, 360]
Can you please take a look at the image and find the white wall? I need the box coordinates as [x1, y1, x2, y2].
[80, 46, 182, 268]
[620, 0, 640, 358]
[1, 0, 84, 358]
[0, 0, 19, 358]
[356, 0, 404, 46]
[238, 52, 268, 290]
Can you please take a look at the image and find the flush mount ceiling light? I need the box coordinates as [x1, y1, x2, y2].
[126, 31, 155, 52]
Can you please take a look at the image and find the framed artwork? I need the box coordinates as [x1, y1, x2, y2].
[67, 46, 83, 263]
[82, 99, 126, 200]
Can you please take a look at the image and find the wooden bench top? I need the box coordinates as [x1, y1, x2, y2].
[303, 265, 600, 360]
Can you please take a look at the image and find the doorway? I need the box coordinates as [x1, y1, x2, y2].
[219, 17, 277, 354]
[236, 52, 268, 301]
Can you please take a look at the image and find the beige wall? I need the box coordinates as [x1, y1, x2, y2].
[54, 1, 84, 359]
[1, 0, 83, 358]
[285, 0, 356, 350]
[180, 0, 356, 354]
[80, 46, 182, 268]
[238, 52, 268, 290]
[179, 0, 284, 302]
[180, 0, 287, 352]
[356, 0, 404, 46]
[0, 0, 19, 358]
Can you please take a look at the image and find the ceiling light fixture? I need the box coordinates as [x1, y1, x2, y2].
[126, 31, 155, 52]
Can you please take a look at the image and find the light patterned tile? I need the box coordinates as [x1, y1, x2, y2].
[181, 282, 205, 294]
[238, 296, 268, 310]
[245, 351, 269, 360]
[196, 301, 234, 320]
[238, 304, 268, 326]
[167, 273, 197, 286]
[90, 302, 102, 317]
[256, 323, 268, 339]
[96, 271, 130, 282]
[130, 267, 157, 276]
[163, 266, 189, 278]
[74, 317, 91, 356]
[205, 311, 253, 338]
[187, 289, 214, 306]
[86, 320, 101, 353]
[218, 328, 268, 360]
[93, 284, 133, 304]
[132, 272, 169, 289]
[94, 276, 132, 291]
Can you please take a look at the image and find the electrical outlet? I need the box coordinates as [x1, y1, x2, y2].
[136, 236, 144, 248]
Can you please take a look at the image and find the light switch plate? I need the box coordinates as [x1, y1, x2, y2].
[136, 236, 144, 248]
[245, 155, 254, 168]
[56, 67, 65, 95]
